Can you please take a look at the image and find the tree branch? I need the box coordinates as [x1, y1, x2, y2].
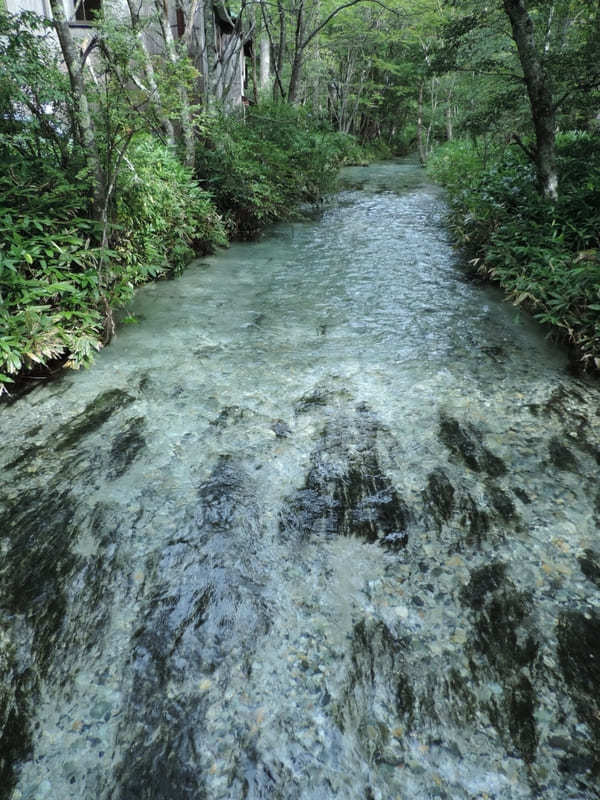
[510, 132, 535, 161]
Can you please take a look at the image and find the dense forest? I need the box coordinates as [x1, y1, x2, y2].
[1, 0, 599, 395]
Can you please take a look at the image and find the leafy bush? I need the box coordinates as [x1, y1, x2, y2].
[428, 133, 600, 369]
[114, 135, 227, 280]
[195, 103, 357, 238]
[0, 137, 227, 395]
[0, 160, 105, 388]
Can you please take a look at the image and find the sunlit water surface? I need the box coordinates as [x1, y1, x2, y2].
[2, 161, 600, 800]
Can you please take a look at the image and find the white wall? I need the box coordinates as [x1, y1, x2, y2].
[4, 0, 128, 24]
[5, 0, 51, 16]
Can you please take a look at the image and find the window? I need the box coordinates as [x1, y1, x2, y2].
[176, 7, 185, 38]
[74, 0, 101, 24]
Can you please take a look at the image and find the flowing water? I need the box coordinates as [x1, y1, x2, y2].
[1, 161, 600, 800]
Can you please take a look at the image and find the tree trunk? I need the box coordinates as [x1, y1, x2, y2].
[251, 22, 259, 103]
[196, 0, 210, 104]
[259, 34, 270, 91]
[47, 0, 105, 217]
[503, 0, 558, 199]
[156, 0, 195, 168]
[445, 87, 453, 141]
[287, 0, 305, 103]
[417, 82, 426, 164]
[287, 52, 303, 103]
[273, 0, 286, 101]
[125, 0, 176, 145]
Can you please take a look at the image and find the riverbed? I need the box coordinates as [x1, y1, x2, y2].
[1, 161, 599, 799]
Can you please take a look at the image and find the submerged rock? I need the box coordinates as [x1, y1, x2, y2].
[280, 406, 409, 549]
[578, 549, 600, 588]
[548, 437, 579, 472]
[557, 610, 600, 760]
[422, 468, 455, 529]
[439, 414, 506, 477]
[460, 563, 539, 763]
[108, 416, 146, 479]
[54, 388, 135, 451]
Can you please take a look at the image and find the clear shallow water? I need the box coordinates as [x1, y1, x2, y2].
[1, 161, 600, 800]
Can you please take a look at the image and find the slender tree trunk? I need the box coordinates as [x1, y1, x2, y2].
[503, 0, 558, 199]
[259, 34, 270, 91]
[251, 18, 259, 103]
[125, 0, 175, 146]
[47, 0, 105, 217]
[445, 87, 453, 141]
[156, 0, 195, 168]
[288, 52, 303, 103]
[287, 0, 305, 102]
[445, 105, 453, 141]
[426, 75, 437, 156]
[273, 0, 286, 101]
[196, 0, 210, 104]
[310, 0, 321, 110]
[417, 82, 426, 164]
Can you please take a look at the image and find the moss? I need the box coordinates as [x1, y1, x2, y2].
[0, 487, 78, 673]
[460, 563, 539, 764]
[460, 563, 507, 610]
[548, 437, 579, 472]
[557, 610, 600, 746]
[488, 486, 516, 521]
[0, 678, 34, 800]
[513, 487, 531, 505]
[280, 415, 409, 549]
[578, 549, 600, 588]
[507, 675, 538, 763]
[423, 468, 455, 527]
[460, 495, 490, 548]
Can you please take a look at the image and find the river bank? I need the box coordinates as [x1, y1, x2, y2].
[0, 106, 357, 401]
[427, 134, 600, 373]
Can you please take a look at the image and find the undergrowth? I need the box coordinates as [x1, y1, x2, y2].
[0, 140, 227, 395]
[428, 132, 600, 370]
[195, 104, 356, 239]
[1, 107, 360, 396]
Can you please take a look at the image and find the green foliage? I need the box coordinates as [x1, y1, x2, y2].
[0, 138, 228, 393]
[428, 134, 600, 369]
[114, 135, 227, 280]
[0, 160, 106, 385]
[0, 10, 75, 168]
[195, 103, 356, 238]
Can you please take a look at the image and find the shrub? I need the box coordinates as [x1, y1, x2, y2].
[428, 133, 600, 369]
[0, 137, 227, 395]
[195, 103, 357, 238]
[114, 134, 227, 282]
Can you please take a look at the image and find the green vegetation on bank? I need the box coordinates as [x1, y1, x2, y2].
[428, 134, 600, 369]
[0, 9, 357, 396]
[0, 112, 353, 395]
[0, 140, 227, 386]
[195, 105, 357, 239]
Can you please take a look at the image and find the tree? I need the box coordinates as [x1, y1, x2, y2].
[47, 0, 105, 217]
[502, 0, 557, 198]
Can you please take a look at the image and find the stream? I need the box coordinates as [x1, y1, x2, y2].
[1, 160, 600, 800]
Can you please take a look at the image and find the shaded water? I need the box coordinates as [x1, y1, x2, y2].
[2, 161, 600, 800]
